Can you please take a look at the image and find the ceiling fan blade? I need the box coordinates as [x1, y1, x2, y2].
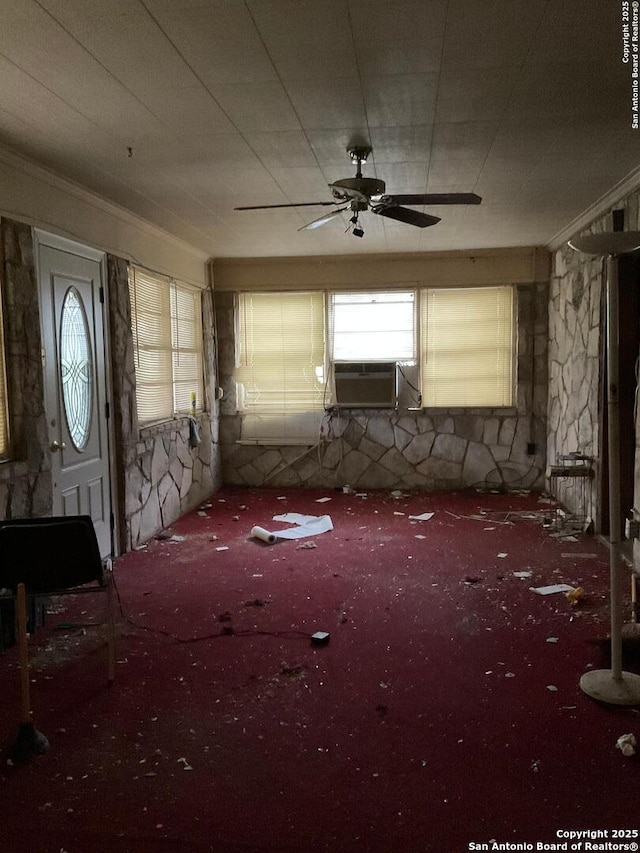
[374, 193, 482, 206]
[372, 206, 441, 228]
[299, 206, 349, 231]
[235, 201, 337, 210]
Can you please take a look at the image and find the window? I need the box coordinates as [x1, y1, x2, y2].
[232, 285, 515, 436]
[0, 282, 9, 459]
[236, 292, 325, 443]
[420, 286, 514, 407]
[330, 291, 415, 361]
[129, 266, 204, 424]
[171, 284, 204, 414]
[236, 292, 325, 412]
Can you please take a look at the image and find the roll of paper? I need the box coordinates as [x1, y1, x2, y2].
[251, 526, 276, 544]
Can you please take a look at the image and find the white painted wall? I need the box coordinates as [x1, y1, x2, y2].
[213, 246, 549, 292]
[0, 144, 208, 288]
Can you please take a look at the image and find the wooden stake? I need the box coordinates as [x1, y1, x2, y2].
[16, 583, 32, 723]
[106, 571, 116, 683]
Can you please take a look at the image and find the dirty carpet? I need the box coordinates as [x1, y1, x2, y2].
[0, 488, 638, 852]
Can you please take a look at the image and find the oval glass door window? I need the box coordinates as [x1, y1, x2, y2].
[60, 287, 93, 451]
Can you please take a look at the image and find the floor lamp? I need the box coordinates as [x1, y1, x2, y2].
[568, 231, 640, 705]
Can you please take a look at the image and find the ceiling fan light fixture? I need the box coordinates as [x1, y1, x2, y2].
[236, 147, 481, 235]
[348, 146, 371, 165]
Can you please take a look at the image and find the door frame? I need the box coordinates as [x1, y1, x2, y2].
[33, 228, 119, 556]
[598, 252, 640, 539]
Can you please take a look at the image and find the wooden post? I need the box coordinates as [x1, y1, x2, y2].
[16, 583, 31, 723]
[106, 569, 116, 683]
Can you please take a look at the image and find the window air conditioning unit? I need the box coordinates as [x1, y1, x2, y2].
[334, 362, 397, 408]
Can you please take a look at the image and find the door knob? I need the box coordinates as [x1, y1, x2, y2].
[50, 440, 66, 452]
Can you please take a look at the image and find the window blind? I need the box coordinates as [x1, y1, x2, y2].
[420, 286, 514, 407]
[236, 292, 325, 413]
[0, 288, 9, 458]
[171, 281, 204, 414]
[330, 291, 415, 361]
[130, 267, 173, 423]
[130, 268, 205, 423]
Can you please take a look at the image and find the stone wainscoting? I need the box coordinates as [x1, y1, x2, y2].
[0, 219, 52, 518]
[125, 415, 214, 548]
[221, 408, 543, 491]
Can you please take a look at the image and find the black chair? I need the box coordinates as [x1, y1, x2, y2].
[0, 515, 117, 761]
[0, 515, 116, 682]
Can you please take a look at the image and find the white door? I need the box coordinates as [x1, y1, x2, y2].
[37, 235, 112, 559]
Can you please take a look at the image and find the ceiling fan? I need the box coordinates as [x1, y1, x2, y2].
[235, 146, 481, 236]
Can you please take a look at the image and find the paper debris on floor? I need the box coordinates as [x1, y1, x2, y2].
[497, 552, 508, 558]
[561, 553, 597, 558]
[215, 546, 229, 552]
[315, 497, 332, 503]
[513, 571, 533, 578]
[616, 733, 636, 757]
[530, 583, 575, 595]
[251, 526, 276, 544]
[262, 513, 334, 540]
[415, 534, 427, 540]
[408, 512, 435, 521]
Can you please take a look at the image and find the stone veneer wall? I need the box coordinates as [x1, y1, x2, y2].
[0, 218, 52, 518]
[547, 243, 602, 526]
[216, 283, 548, 491]
[549, 187, 640, 534]
[106, 257, 221, 551]
[0, 223, 220, 552]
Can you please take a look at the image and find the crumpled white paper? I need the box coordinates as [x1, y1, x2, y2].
[251, 513, 333, 543]
[616, 733, 636, 757]
[270, 513, 333, 539]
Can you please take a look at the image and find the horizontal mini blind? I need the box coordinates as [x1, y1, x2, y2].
[129, 267, 173, 423]
[0, 289, 9, 458]
[421, 286, 514, 407]
[236, 292, 325, 412]
[331, 291, 415, 361]
[171, 282, 204, 413]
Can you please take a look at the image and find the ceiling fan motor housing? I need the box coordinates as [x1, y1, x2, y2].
[330, 176, 386, 202]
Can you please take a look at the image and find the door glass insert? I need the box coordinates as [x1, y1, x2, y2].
[60, 286, 93, 450]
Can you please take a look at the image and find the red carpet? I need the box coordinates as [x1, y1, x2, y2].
[1, 488, 638, 852]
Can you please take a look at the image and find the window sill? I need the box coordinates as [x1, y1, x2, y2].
[236, 438, 318, 446]
[139, 412, 205, 436]
[323, 405, 518, 415]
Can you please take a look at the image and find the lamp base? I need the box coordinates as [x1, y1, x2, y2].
[579, 669, 640, 705]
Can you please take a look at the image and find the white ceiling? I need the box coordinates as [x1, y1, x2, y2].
[0, 0, 635, 258]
